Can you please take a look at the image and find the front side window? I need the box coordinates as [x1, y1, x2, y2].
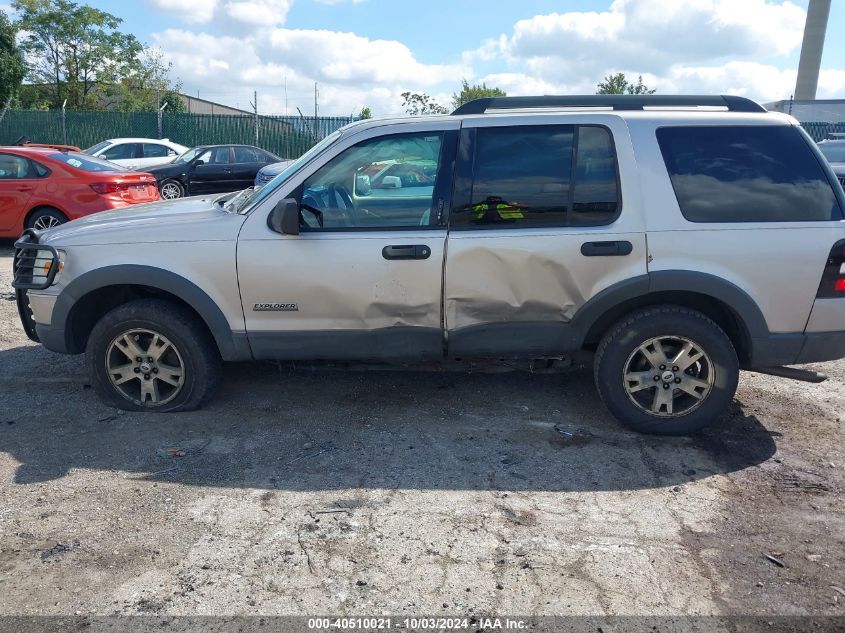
[657, 126, 842, 222]
[0, 154, 34, 179]
[450, 125, 620, 229]
[299, 132, 444, 229]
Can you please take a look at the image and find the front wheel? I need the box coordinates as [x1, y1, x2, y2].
[86, 299, 221, 412]
[594, 306, 739, 435]
[159, 179, 185, 199]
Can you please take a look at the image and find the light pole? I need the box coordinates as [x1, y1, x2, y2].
[794, 0, 832, 101]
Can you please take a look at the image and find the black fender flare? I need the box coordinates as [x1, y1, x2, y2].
[52, 264, 251, 361]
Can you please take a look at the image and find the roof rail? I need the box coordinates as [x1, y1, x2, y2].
[451, 94, 767, 115]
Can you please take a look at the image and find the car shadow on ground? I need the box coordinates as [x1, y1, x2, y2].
[0, 345, 778, 492]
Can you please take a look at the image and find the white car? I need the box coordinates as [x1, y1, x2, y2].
[84, 138, 189, 170]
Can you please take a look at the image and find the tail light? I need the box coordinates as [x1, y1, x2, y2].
[90, 178, 155, 194]
[816, 240, 845, 298]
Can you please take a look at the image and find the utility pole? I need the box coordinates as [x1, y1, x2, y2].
[61, 99, 68, 146]
[158, 101, 168, 139]
[250, 90, 259, 146]
[795, 0, 831, 101]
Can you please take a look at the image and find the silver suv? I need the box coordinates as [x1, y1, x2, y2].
[13, 95, 845, 435]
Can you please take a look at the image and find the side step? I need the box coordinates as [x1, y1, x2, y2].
[748, 366, 828, 383]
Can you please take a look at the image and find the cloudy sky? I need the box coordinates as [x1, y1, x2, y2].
[3, 0, 845, 116]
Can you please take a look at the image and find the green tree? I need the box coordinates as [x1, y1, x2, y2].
[104, 47, 185, 113]
[359, 105, 372, 119]
[401, 91, 448, 116]
[0, 10, 26, 108]
[596, 73, 656, 95]
[13, 0, 143, 109]
[452, 79, 506, 109]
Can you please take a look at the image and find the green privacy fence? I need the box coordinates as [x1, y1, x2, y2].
[0, 109, 355, 159]
[2, 108, 844, 155]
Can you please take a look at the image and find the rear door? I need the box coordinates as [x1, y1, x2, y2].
[443, 115, 647, 357]
[231, 147, 264, 190]
[100, 143, 142, 169]
[237, 121, 460, 360]
[0, 153, 38, 231]
[140, 143, 178, 169]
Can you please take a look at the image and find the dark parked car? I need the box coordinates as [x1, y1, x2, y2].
[148, 145, 281, 199]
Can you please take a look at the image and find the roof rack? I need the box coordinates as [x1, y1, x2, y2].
[451, 94, 767, 115]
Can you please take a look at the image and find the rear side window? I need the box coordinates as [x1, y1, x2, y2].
[450, 124, 620, 229]
[657, 126, 842, 222]
[48, 152, 121, 172]
[142, 143, 170, 158]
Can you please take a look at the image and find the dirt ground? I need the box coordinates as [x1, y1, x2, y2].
[0, 240, 843, 628]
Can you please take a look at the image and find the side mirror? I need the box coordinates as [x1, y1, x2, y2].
[268, 198, 300, 235]
[193, 159, 205, 166]
[355, 174, 371, 196]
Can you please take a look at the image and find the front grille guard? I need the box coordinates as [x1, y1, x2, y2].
[12, 229, 57, 343]
[13, 229, 59, 291]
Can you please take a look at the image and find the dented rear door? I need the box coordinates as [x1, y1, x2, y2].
[443, 115, 646, 357]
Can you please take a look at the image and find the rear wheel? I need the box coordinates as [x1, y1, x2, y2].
[86, 299, 221, 412]
[159, 179, 185, 200]
[26, 208, 67, 231]
[594, 306, 739, 435]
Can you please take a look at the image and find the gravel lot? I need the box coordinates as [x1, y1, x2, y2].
[0, 240, 843, 626]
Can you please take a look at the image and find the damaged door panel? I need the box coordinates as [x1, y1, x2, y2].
[444, 118, 646, 357]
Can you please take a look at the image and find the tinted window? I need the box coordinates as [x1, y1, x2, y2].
[451, 125, 619, 228]
[657, 126, 841, 222]
[233, 147, 261, 163]
[0, 154, 34, 179]
[48, 152, 121, 172]
[300, 132, 443, 229]
[102, 143, 138, 160]
[142, 143, 170, 158]
[84, 141, 111, 155]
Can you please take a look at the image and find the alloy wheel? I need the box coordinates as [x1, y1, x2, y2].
[32, 215, 63, 230]
[160, 182, 182, 199]
[105, 329, 185, 406]
[622, 335, 714, 417]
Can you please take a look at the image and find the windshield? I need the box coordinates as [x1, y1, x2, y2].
[819, 142, 845, 164]
[49, 152, 122, 172]
[230, 130, 344, 214]
[174, 147, 205, 164]
[84, 141, 111, 155]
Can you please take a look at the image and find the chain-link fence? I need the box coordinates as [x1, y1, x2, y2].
[0, 109, 355, 158]
[3, 108, 845, 156]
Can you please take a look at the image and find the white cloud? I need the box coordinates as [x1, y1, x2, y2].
[480, 0, 807, 88]
[149, 0, 219, 24]
[224, 0, 292, 26]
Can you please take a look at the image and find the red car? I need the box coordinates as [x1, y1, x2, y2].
[0, 147, 161, 237]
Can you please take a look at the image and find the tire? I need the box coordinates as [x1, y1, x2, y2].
[594, 305, 739, 435]
[86, 299, 222, 413]
[26, 207, 68, 231]
[159, 179, 185, 200]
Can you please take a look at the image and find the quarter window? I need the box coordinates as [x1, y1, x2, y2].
[657, 126, 842, 222]
[299, 132, 444, 229]
[450, 125, 620, 229]
[234, 147, 261, 163]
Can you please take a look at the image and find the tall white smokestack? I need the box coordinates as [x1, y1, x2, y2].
[794, 0, 831, 101]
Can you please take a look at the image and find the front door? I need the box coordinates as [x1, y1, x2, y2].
[443, 118, 647, 357]
[237, 124, 459, 360]
[189, 147, 234, 194]
[0, 153, 37, 231]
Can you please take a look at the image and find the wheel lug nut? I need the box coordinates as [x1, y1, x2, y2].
[659, 365, 666, 370]
[675, 377, 682, 384]
[153, 368, 159, 374]
[144, 374, 150, 380]
[653, 375, 660, 381]
[147, 357, 153, 362]
[134, 367, 140, 373]
[136, 357, 142, 362]
[663, 383, 670, 389]
[673, 366, 679, 372]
